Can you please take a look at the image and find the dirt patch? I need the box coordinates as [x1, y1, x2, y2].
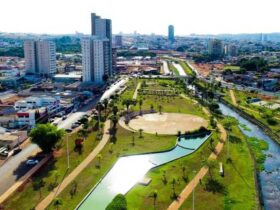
[126, 113, 208, 135]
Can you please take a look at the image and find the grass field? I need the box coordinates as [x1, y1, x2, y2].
[224, 89, 280, 135]
[179, 61, 195, 76]
[45, 125, 177, 210]
[180, 123, 258, 210]
[3, 121, 100, 210]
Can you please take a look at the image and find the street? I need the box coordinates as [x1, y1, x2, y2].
[0, 97, 99, 196]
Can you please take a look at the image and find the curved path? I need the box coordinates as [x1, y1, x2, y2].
[167, 123, 227, 210]
[36, 120, 111, 210]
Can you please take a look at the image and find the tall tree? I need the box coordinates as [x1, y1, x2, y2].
[29, 123, 65, 153]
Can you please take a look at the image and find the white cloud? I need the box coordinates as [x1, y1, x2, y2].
[0, 0, 279, 35]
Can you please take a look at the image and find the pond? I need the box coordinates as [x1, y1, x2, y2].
[76, 135, 210, 210]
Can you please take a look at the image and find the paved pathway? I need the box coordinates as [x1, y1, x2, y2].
[229, 89, 237, 106]
[133, 82, 141, 100]
[167, 123, 227, 210]
[35, 120, 111, 210]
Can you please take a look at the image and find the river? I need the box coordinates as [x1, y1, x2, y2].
[219, 103, 280, 210]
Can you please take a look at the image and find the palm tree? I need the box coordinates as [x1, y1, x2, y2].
[150, 104, 154, 112]
[110, 115, 119, 129]
[181, 165, 187, 180]
[162, 170, 167, 184]
[177, 131, 181, 141]
[78, 129, 88, 140]
[139, 128, 143, 138]
[103, 99, 109, 115]
[96, 102, 103, 131]
[112, 106, 118, 116]
[158, 105, 163, 114]
[53, 198, 63, 210]
[152, 190, 158, 209]
[138, 99, 143, 114]
[122, 99, 131, 112]
[96, 154, 102, 168]
[171, 178, 177, 198]
[205, 159, 217, 179]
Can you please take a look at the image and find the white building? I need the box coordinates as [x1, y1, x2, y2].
[15, 96, 60, 112]
[24, 40, 56, 76]
[81, 37, 109, 84]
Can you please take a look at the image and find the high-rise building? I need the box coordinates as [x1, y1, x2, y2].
[168, 25, 175, 43]
[228, 45, 238, 57]
[91, 13, 112, 76]
[81, 37, 110, 84]
[24, 40, 56, 76]
[208, 39, 223, 58]
[115, 35, 123, 48]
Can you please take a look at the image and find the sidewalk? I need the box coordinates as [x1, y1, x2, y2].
[35, 120, 111, 210]
[167, 123, 227, 210]
[133, 82, 141, 100]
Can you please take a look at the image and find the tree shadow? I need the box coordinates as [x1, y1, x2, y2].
[204, 178, 227, 195]
[229, 135, 242, 144]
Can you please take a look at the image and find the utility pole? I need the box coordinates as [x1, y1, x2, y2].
[67, 134, 70, 169]
[193, 170, 196, 210]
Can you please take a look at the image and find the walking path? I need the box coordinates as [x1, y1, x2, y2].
[229, 89, 237, 106]
[133, 82, 141, 100]
[35, 120, 111, 210]
[173, 62, 187, 76]
[167, 123, 227, 210]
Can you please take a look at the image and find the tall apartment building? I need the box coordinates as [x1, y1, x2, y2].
[24, 40, 56, 76]
[81, 37, 110, 84]
[115, 35, 123, 48]
[168, 25, 175, 43]
[91, 13, 112, 76]
[208, 39, 223, 58]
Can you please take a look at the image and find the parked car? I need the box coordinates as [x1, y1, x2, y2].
[66, 128, 73, 133]
[62, 116, 67, 120]
[12, 148, 22, 156]
[71, 123, 79, 129]
[25, 159, 39, 166]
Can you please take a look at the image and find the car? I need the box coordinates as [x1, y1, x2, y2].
[25, 159, 39, 166]
[12, 148, 22, 156]
[62, 116, 67, 120]
[71, 123, 79, 129]
[66, 128, 73, 133]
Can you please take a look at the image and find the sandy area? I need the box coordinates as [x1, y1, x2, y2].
[127, 113, 208, 135]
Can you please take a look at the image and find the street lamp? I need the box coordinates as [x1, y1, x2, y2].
[193, 170, 196, 210]
[67, 134, 70, 169]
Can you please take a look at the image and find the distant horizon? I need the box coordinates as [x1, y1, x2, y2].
[1, 30, 280, 37]
[0, 0, 279, 36]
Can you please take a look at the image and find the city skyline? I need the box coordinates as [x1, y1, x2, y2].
[1, 0, 280, 35]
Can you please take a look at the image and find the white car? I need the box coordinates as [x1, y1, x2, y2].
[25, 159, 39, 166]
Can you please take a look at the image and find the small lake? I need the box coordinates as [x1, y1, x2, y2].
[76, 135, 210, 210]
[219, 103, 280, 210]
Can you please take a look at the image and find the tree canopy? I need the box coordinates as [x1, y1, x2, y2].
[29, 123, 65, 153]
[105, 194, 127, 210]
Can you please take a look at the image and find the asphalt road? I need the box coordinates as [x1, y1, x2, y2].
[0, 98, 99, 196]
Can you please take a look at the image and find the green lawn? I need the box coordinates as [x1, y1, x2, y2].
[3, 121, 100, 210]
[179, 61, 195, 76]
[180, 123, 258, 210]
[45, 125, 176, 210]
[224, 89, 280, 135]
[224, 65, 240, 71]
[167, 62, 179, 76]
[125, 131, 220, 209]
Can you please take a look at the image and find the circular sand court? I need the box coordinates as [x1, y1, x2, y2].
[125, 113, 208, 135]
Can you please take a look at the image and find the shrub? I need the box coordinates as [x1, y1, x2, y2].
[106, 194, 127, 210]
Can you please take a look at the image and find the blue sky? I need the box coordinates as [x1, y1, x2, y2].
[0, 0, 279, 35]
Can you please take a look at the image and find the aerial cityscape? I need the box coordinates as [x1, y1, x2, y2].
[0, 1, 279, 210]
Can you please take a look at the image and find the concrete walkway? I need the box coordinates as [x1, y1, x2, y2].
[229, 89, 237, 106]
[133, 82, 141, 100]
[167, 123, 227, 210]
[35, 120, 111, 210]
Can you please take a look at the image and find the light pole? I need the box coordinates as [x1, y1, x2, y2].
[67, 134, 70, 169]
[193, 170, 196, 210]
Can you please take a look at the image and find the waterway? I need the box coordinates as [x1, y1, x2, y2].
[76, 135, 210, 210]
[219, 103, 280, 210]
